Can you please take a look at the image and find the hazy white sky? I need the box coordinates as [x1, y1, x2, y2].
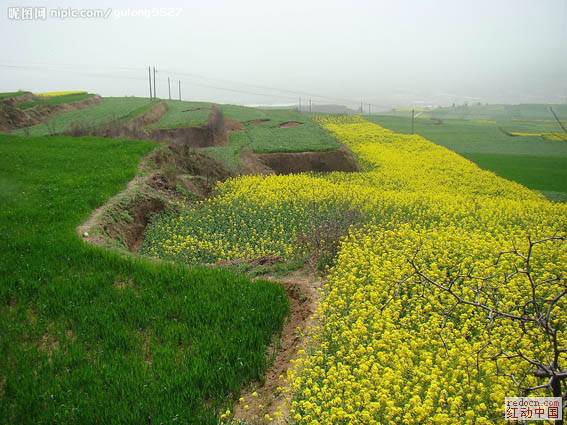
[1, 0, 566, 109]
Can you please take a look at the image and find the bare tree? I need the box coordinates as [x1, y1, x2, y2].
[406, 234, 566, 424]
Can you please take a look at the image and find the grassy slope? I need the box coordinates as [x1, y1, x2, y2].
[0, 134, 287, 424]
[12, 97, 154, 137]
[149, 100, 213, 129]
[19, 93, 95, 110]
[369, 115, 567, 197]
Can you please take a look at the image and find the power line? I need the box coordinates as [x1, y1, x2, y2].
[0, 63, 299, 102]
[161, 67, 391, 108]
[0, 61, 390, 109]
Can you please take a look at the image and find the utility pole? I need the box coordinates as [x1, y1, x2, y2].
[168, 77, 171, 100]
[309, 98, 312, 113]
[148, 66, 152, 99]
[152, 66, 156, 99]
[360, 99, 363, 114]
[411, 108, 415, 134]
[368, 103, 371, 116]
[298, 97, 301, 113]
[178, 80, 181, 101]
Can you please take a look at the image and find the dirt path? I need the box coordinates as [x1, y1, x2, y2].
[232, 268, 322, 424]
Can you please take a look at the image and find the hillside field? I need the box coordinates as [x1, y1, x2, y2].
[1, 95, 566, 424]
[12, 97, 154, 137]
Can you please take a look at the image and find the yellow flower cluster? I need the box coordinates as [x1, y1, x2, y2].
[510, 132, 567, 142]
[36, 90, 86, 97]
[143, 116, 566, 423]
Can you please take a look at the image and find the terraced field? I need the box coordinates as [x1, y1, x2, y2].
[18, 92, 95, 110]
[148, 100, 213, 129]
[7, 96, 340, 167]
[12, 97, 154, 136]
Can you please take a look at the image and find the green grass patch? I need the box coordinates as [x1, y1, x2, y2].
[18, 92, 95, 110]
[245, 121, 340, 153]
[462, 152, 567, 195]
[13, 97, 154, 137]
[220, 104, 272, 122]
[205, 133, 250, 171]
[0, 134, 288, 424]
[149, 100, 213, 129]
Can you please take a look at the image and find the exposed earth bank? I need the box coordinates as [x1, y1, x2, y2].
[0, 94, 102, 132]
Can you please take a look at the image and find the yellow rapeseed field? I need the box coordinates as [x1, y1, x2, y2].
[142, 116, 566, 424]
[510, 132, 567, 142]
[36, 90, 86, 97]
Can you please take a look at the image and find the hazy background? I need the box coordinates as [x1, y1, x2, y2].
[1, 0, 566, 110]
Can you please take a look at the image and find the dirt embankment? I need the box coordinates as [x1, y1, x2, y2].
[232, 268, 322, 424]
[278, 120, 302, 128]
[78, 144, 233, 251]
[0, 101, 37, 132]
[0, 95, 101, 132]
[243, 147, 360, 175]
[150, 106, 240, 147]
[68, 103, 239, 149]
[68, 101, 168, 139]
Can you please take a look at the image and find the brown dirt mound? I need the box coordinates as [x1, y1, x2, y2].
[78, 144, 233, 252]
[68, 101, 167, 139]
[244, 118, 270, 125]
[149, 105, 231, 147]
[154, 144, 234, 182]
[150, 126, 216, 147]
[239, 150, 276, 175]
[0, 101, 38, 131]
[7, 93, 35, 105]
[251, 147, 359, 175]
[278, 120, 302, 128]
[77, 173, 167, 251]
